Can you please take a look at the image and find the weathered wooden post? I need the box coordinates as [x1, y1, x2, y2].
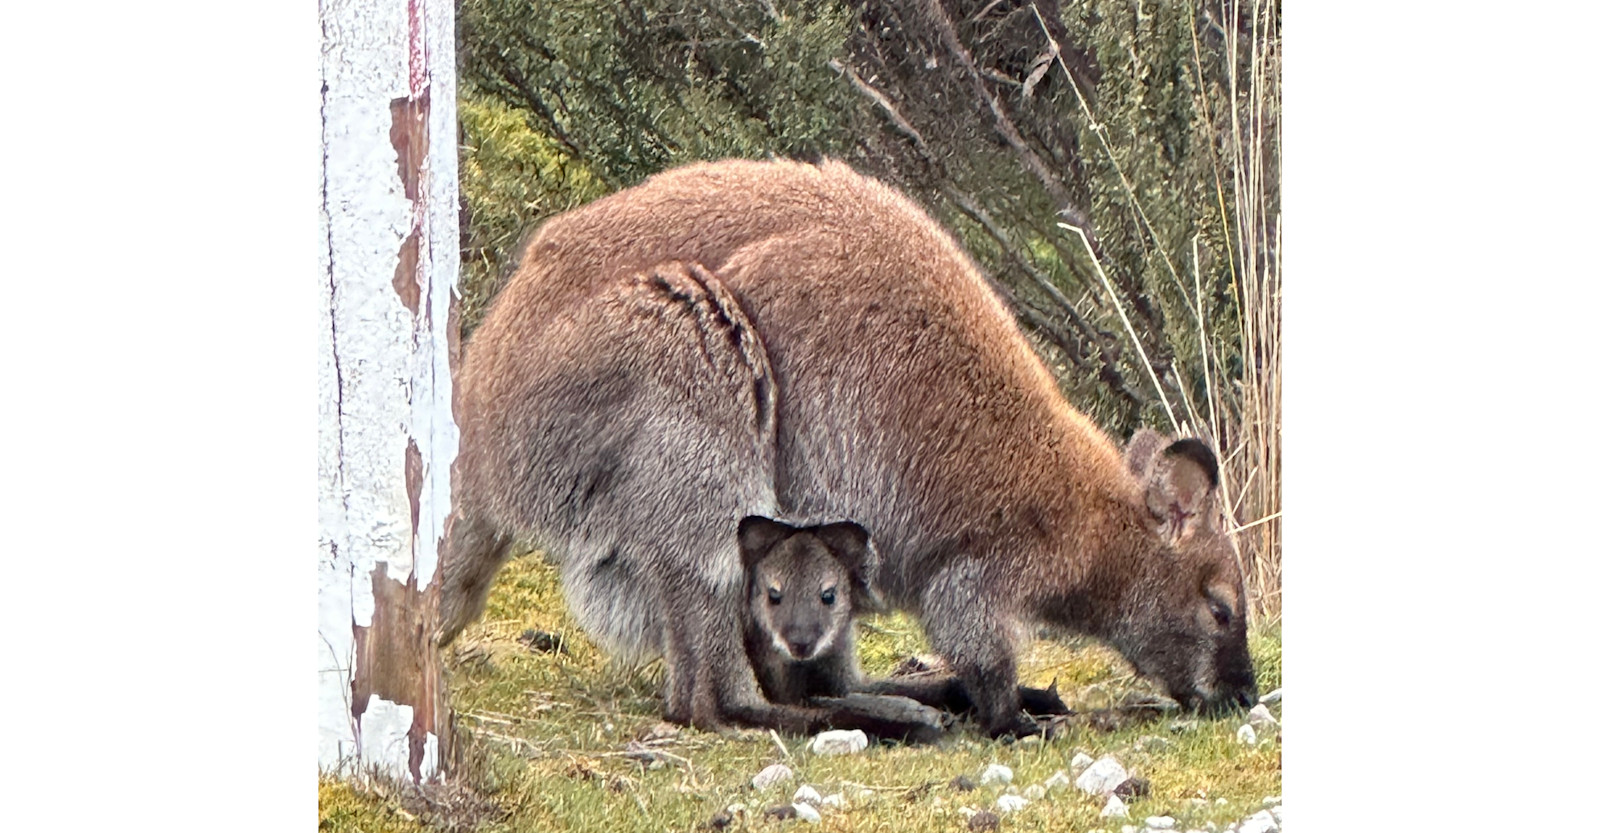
[318, 0, 460, 783]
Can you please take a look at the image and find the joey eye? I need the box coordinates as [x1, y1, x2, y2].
[1208, 599, 1232, 627]
[767, 588, 782, 605]
[820, 588, 836, 606]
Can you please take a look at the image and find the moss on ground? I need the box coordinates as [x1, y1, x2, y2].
[321, 552, 1282, 832]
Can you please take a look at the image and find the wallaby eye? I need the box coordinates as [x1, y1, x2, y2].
[1208, 599, 1232, 628]
[820, 588, 836, 606]
[767, 588, 783, 605]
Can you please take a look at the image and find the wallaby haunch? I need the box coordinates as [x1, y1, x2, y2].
[440, 158, 1257, 736]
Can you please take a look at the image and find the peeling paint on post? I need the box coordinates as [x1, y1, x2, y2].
[319, 0, 459, 784]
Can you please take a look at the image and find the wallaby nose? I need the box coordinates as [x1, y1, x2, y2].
[788, 639, 815, 660]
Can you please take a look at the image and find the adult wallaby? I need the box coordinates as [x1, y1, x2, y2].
[440, 158, 1256, 737]
[737, 516, 875, 704]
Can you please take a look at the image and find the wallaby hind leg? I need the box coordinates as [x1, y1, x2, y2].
[660, 611, 702, 726]
[915, 560, 1033, 738]
[436, 510, 516, 646]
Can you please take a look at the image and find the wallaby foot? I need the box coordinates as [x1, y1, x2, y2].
[861, 674, 1072, 720]
[810, 693, 952, 744]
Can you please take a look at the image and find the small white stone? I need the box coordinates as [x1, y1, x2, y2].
[808, 729, 869, 756]
[1236, 809, 1278, 833]
[1023, 784, 1047, 800]
[1121, 826, 1138, 833]
[855, 788, 875, 800]
[752, 763, 794, 790]
[979, 763, 1014, 785]
[995, 794, 1029, 813]
[1076, 756, 1129, 795]
[793, 785, 822, 805]
[1044, 770, 1073, 791]
[1215, 798, 1228, 807]
[1005, 785, 1019, 795]
[957, 806, 979, 820]
[1070, 751, 1096, 773]
[1101, 794, 1129, 818]
[1269, 806, 1281, 823]
[820, 793, 846, 809]
[792, 802, 822, 824]
[1236, 724, 1258, 745]
[725, 802, 746, 815]
[1246, 704, 1278, 730]
[1260, 688, 1282, 704]
[1145, 816, 1176, 830]
[1261, 795, 1281, 807]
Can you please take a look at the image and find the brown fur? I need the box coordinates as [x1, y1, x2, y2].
[441, 159, 1255, 736]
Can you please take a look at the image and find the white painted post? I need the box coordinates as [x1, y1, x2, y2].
[318, 0, 460, 783]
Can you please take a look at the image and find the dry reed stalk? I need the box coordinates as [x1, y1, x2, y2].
[1038, 1, 1282, 620]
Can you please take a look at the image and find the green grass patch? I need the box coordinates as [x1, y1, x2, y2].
[321, 553, 1282, 831]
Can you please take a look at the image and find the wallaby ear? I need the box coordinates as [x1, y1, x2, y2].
[737, 515, 795, 568]
[1125, 428, 1169, 479]
[811, 520, 883, 610]
[812, 521, 871, 572]
[1144, 438, 1222, 542]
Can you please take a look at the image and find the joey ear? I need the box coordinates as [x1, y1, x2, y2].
[1125, 428, 1169, 479]
[812, 521, 871, 571]
[1144, 439, 1222, 540]
[737, 515, 795, 568]
[811, 520, 882, 609]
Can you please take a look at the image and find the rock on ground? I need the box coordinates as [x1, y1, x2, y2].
[979, 763, 1014, 786]
[793, 785, 822, 805]
[1044, 770, 1073, 792]
[1077, 756, 1130, 795]
[1260, 688, 1282, 704]
[752, 764, 794, 790]
[1236, 809, 1279, 833]
[1144, 816, 1176, 830]
[995, 794, 1029, 813]
[808, 729, 869, 755]
[1236, 724, 1258, 745]
[968, 810, 1000, 831]
[792, 803, 822, 823]
[1246, 704, 1278, 730]
[1101, 794, 1129, 818]
[1070, 751, 1096, 773]
[1023, 784, 1047, 800]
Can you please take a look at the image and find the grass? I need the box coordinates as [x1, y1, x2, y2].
[320, 552, 1282, 832]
